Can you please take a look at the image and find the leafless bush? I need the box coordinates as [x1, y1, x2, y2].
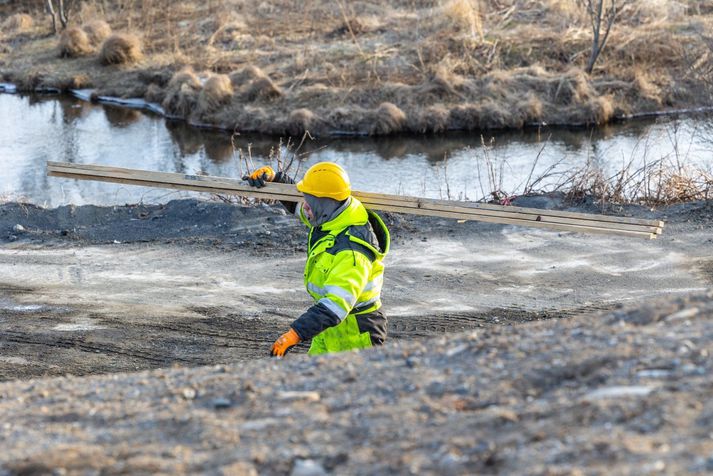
[557, 158, 712, 207]
[211, 133, 316, 205]
[578, 0, 630, 74]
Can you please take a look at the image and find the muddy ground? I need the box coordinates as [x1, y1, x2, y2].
[0, 197, 711, 474]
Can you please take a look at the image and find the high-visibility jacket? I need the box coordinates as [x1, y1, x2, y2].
[290, 197, 390, 355]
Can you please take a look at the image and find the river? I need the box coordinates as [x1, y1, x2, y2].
[1, 93, 711, 207]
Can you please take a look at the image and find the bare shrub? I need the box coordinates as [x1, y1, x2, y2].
[197, 74, 233, 116]
[578, 0, 630, 73]
[162, 68, 202, 118]
[559, 159, 712, 206]
[83, 20, 112, 46]
[2, 13, 34, 32]
[99, 33, 143, 66]
[58, 26, 93, 58]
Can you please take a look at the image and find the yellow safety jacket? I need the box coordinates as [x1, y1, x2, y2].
[290, 197, 390, 355]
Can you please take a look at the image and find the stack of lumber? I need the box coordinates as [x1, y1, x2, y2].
[47, 162, 664, 239]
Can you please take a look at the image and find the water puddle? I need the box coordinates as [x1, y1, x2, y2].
[1, 93, 711, 207]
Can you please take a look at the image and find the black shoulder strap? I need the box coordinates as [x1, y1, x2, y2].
[329, 228, 377, 262]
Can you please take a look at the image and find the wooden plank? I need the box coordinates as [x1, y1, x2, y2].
[47, 162, 663, 239]
[354, 194, 662, 235]
[46, 162, 660, 236]
[355, 189, 665, 228]
[51, 161, 663, 230]
[371, 203, 656, 240]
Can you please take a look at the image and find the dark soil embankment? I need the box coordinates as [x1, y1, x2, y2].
[0, 291, 711, 475]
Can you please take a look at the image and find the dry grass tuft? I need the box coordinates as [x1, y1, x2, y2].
[370, 102, 407, 135]
[2, 13, 33, 32]
[59, 27, 94, 58]
[197, 74, 234, 116]
[245, 76, 283, 101]
[441, 0, 483, 38]
[287, 108, 319, 136]
[83, 20, 112, 46]
[229, 65, 268, 88]
[99, 33, 143, 66]
[144, 83, 166, 104]
[162, 68, 202, 118]
[409, 104, 451, 133]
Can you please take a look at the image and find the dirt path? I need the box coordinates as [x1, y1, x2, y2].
[1, 199, 711, 381]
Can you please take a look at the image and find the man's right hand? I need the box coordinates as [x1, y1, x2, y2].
[242, 166, 275, 188]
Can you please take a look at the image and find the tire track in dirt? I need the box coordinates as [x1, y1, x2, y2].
[2, 331, 192, 365]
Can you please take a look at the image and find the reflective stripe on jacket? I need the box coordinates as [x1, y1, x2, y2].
[290, 197, 390, 347]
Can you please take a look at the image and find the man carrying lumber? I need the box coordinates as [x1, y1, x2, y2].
[243, 162, 391, 357]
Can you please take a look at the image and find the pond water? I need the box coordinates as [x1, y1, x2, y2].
[1, 93, 711, 207]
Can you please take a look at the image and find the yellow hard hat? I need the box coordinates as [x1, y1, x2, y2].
[296, 162, 351, 200]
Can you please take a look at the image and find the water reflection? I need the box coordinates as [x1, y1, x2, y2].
[103, 105, 141, 128]
[1, 93, 710, 207]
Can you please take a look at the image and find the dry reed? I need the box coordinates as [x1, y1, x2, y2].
[83, 20, 112, 46]
[58, 27, 94, 58]
[2, 13, 33, 32]
[162, 68, 202, 117]
[99, 33, 143, 65]
[197, 74, 233, 116]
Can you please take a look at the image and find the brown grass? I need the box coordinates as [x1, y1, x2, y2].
[144, 83, 166, 103]
[1, 0, 712, 135]
[99, 33, 143, 66]
[59, 27, 94, 58]
[287, 108, 319, 136]
[244, 76, 283, 101]
[228, 65, 267, 88]
[370, 102, 407, 135]
[83, 20, 112, 46]
[197, 74, 233, 116]
[2, 13, 33, 32]
[162, 68, 202, 117]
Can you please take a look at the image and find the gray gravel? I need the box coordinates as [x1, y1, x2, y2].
[0, 291, 711, 475]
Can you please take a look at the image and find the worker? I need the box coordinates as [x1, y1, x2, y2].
[243, 162, 390, 357]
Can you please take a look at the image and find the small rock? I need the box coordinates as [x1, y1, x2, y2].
[221, 461, 258, 476]
[12, 224, 25, 232]
[583, 385, 654, 401]
[212, 397, 232, 409]
[291, 459, 328, 476]
[8, 235, 17, 241]
[181, 387, 197, 400]
[277, 391, 320, 402]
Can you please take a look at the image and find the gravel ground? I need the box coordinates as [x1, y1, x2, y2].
[0, 197, 711, 475]
[0, 291, 711, 475]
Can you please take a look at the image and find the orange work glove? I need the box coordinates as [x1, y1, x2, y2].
[270, 328, 301, 357]
[242, 166, 275, 188]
